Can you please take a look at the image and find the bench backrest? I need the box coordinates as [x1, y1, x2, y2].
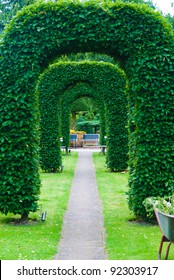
[82, 134, 99, 140]
[70, 134, 78, 141]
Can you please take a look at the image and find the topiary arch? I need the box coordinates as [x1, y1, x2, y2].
[38, 61, 128, 172]
[0, 1, 174, 219]
[60, 82, 106, 151]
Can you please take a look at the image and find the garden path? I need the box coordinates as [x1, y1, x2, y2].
[54, 149, 107, 260]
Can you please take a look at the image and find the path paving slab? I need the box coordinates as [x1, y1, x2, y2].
[55, 150, 107, 260]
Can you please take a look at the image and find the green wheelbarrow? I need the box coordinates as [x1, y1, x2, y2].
[154, 208, 174, 260]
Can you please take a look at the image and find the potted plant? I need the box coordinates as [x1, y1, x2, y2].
[143, 195, 174, 259]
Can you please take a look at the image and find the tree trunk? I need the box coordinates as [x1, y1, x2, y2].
[21, 212, 29, 223]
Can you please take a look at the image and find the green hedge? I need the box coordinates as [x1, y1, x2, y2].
[0, 0, 173, 218]
[60, 82, 106, 150]
[38, 61, 128, 172]
[39, 87, 62, 172]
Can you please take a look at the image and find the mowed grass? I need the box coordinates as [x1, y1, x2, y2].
[1, 151, 174, 260]
[93, 153, 174, 260]
[0, 152, 78, 260]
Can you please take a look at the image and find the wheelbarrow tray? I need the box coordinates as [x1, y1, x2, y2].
[154, 208, 174, 242]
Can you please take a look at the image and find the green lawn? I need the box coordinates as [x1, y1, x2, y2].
[0, 151, 173, 260]
[0, 152, 78, 260]
[93, 153, 174, 260]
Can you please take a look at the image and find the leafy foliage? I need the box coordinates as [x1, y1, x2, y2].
[165, 14, 174, 30]
[61, 82, 105, 148]
[0, 0, 35, 32]
[143, 195, 174, 217]
[76, 118, 100, 134]
[0, 0, 174, 218]
[38, 61, 128, 171]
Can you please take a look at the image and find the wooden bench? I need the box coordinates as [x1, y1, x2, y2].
[70, 134, 78, 147]
[81, 134, 99, 146]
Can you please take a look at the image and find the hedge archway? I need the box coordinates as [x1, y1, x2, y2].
[38, 61, 128, 172]
[39, 81, 105, 172]
[60, 82, 106, 150]
[0, 1, 174, 218]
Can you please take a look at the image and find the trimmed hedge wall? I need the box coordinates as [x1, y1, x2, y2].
[38, 61, 128, 172]
[39, 85, 62, 172]
[0, 0, 173, 218]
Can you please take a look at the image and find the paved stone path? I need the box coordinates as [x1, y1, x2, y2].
[55, 150, 107, 260]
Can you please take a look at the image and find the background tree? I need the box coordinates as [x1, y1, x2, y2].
[0, 0, 35, 32]
[74, 98, 100, 133]
[165, 13, 174, 30]
[71, 97, 99, 131]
